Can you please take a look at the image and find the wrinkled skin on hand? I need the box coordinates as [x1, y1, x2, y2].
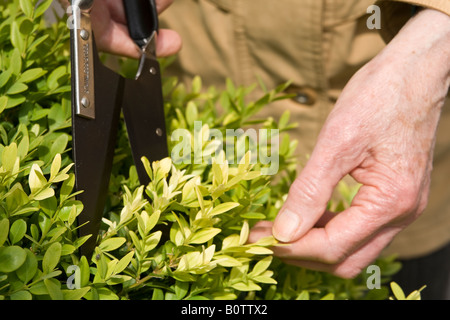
[249, 9, 450, 279]
[59, 0, 182, 58]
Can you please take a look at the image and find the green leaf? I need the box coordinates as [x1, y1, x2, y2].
[250, 256, 272, 277]
[38, 212, 51, 235]
[16, 249, 38, 283]
[49, 134, 69, 160]
[239, 220, 249, 245]
[2, 142, 18, 172]
[0, 219, 9, 247]
[9, 219, 27, 244]
[146, 210, 161, 233]
[19, 0, 34, 18]
[19, 18, 33, 35]
[240, 212, 266, 220]
[253, 274, 277, 284]
[18, 68, 47, 83]
[0, 246, 27, 273]
[214, 255, 242, 267]
[34, 187, 55, 201]
[390, 282, 406, 300]
[5, 95, 25, 109]
[34, 0, 53, 18]
[99, 237, 126, 252]
[175, 281, 189, 300]
[62, 287, 91, 300]
[43, 242, 62, 274]
[188, 228, 221, 244]
[0, 96, 7, 114]
[60, 173, 75, 201]
[61, 244, 75, 256]
[191, 75, 202, 94]
[144, 231, 162, 252]
[185, 101, 198, 126]
[10, 290, 32, 300]
[50, 153, 61, 181]
[152, 288, 164, 300]
[209, 202, 240, 217]
[114, 251, 134, 275]
[320, 293, 335, 300]
[47, 65, 67, 90]
[29, 281, 48, 295]
[279, 110, 291, 129]
[231, 281, 261, 292]
[44, 278, 64, 300]
[222, 234, 240, 250]
[79, 256, 90, 287]
[29, 163, 46, 194]
[0, 69, 13, 88]
[11, 22, 25, 55]
[245, 246, 273, 255]
[67, 204, 78, 226]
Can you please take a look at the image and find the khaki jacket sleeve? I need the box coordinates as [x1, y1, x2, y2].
[375, 0, 450, 42]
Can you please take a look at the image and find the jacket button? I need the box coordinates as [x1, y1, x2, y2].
[285, 85, 317, 106]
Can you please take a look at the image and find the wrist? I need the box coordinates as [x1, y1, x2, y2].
[380, 8, 450, 85]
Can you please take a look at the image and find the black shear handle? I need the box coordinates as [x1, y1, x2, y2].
[123, 0, 159, 47]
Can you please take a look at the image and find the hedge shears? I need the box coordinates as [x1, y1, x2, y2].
[69, 0, 168, 257]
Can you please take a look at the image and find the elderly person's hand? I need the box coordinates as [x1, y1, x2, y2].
[249, 8, 450, 278]
[61, 0, 182, 58]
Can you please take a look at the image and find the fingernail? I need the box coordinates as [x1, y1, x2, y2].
[273, 208, 301, 242]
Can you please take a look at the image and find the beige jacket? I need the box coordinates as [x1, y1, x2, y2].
[159, 0, 450, 259]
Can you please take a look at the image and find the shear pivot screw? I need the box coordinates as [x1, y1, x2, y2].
[81, 97, 90, 108]
[149, 67, 157, 75]
[80, 29, 90, 40]
[156, 128, 163, 136]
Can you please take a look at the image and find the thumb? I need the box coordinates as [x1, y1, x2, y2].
[273, 151, 345, 243]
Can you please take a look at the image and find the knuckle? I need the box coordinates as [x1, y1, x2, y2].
[389, 181, 421, 216]
[322, 247, 348, 265]
[332, 265, 364, 279]
[289, 175, 321, 204]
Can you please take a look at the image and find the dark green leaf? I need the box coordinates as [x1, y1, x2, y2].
[38, 212, 51, 235]
[16, 249, 38, 283]
[0, 246, 27, 273]
[174, 281, 189, 300]
[9, 219, 27, 244]
[19, 18, 33, 35]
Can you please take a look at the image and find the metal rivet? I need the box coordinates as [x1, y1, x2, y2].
[156, 128, 163, 136]
[80, 29, 89, 40]
[81, 97, 90, 108]
[149, 67, 157, 75]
